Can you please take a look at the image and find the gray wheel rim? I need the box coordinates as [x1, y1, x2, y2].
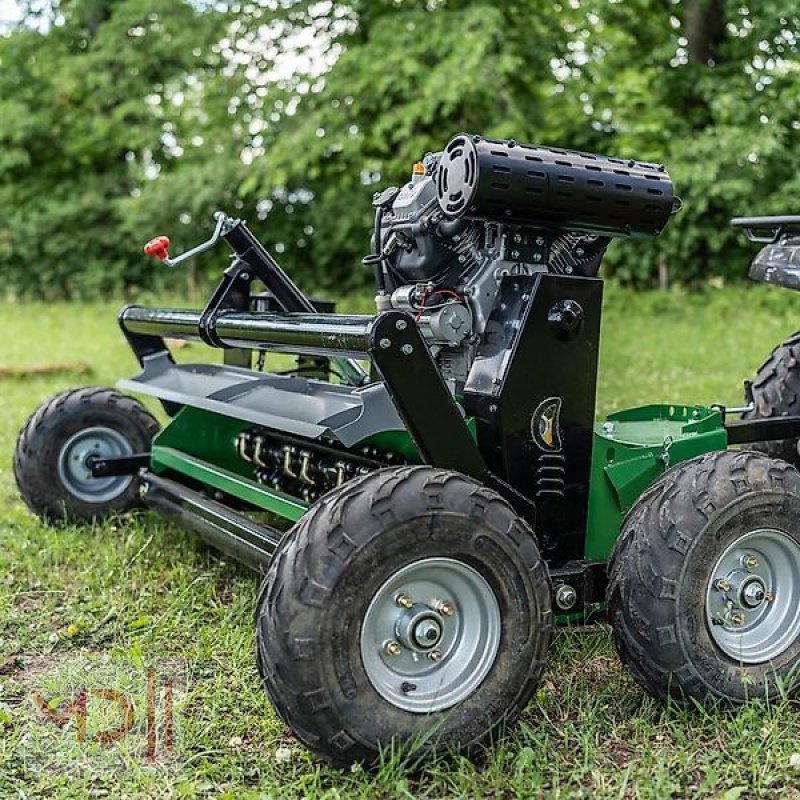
[705, 528, 800, 664]
[359, 557, 501, 713]
[57, 426, 134, 504]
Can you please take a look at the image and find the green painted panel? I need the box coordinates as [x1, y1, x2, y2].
[150, 406, 308, 520]
[152, 445, 308, 521]
[584, 404, 728, 562]
[152, 406, 254, 477]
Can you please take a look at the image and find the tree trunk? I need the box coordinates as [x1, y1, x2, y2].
[685, 0, 727, 65]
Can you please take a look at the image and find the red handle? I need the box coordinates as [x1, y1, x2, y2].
[144, 235, 171, 261]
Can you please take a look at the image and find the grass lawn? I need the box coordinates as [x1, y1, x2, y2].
[3, 284, 800, 798]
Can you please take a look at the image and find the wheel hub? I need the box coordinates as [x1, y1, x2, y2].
[736, 573, 767, 610]
[395, 607, 444, 651]
[705, 529, 800, 663]
[360, 557, 501, 713]
[56, 426, 134, 504]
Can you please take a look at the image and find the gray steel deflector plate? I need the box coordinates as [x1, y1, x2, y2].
[117, 353, 406, 446]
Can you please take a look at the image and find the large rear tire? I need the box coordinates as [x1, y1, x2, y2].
[608, 450, 800, 704]
[255, 466, 552, 766]
[13, 387, 160, 523]
[745, 331, 800, 466]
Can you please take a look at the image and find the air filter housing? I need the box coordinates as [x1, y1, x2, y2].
[436, 133, 676, 238]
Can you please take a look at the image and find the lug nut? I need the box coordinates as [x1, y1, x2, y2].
[765, 591, 775, 603]
[436, 600, 455, 617]
[384, 641, 402, 656]
[730, 613, 746, 626]
[428, 649, 443, 662]
[713, 578, 731, 593]
[395, 593, 413, 609]
[742, 554, 759, 570]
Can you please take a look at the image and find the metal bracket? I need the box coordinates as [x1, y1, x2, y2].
[369, 311, 489, 481]
[87, 453, 151, 478]
[725, 416, 800, 445]
[199, 257, 253, 367]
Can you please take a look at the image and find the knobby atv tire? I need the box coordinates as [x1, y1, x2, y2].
[13, 387, 160, 523]
[745, 331, 800, 466]
[255, 466, 552, 767]
[608, 450, 800, 704]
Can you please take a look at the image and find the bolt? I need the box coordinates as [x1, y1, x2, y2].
[602, 421, 616, 436]
[521, 293, 530, 302]
[534, 253, 543, 262]
[555, 585, 578, 611]
[742, 554, 759, 570]
[765, 591, 775, 603]
[400, 682, 417, 693]
[564, 264, 573, 273]
[730, 612, 746, 626]
[513, 233, 522, 243]
[384, 641, 402, 656]
[713, 578, 731, 593]
[436, 600, 455, 616]
[396, 319, 407, 331]
[428, 649, 443, 663]
[379, 338, 391, 349]
[535, 236, 545, 246]
[395, 593, 413, 609]
[401, 344, 414, 355]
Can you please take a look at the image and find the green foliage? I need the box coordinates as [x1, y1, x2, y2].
[0, 0, 241, 297]
[1, 1, 799, 297]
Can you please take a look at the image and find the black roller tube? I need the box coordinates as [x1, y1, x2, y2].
[119, 305, 374, 357]
[213, 310, 373, 356]
[121, 306, 200, 339]
[142, 471, 280, 572]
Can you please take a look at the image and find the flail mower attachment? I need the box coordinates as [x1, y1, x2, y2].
[14, 133, 800, 766]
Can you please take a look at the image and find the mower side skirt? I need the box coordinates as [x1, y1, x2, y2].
[141, 471, 281, 572]
[151, 446, 308, 521]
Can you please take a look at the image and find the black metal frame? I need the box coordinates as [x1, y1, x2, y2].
[119, 218, 800, 602]
[87, 453, 150, 478]
[550, 560, 608, 614]
[725, 417, 800, 445]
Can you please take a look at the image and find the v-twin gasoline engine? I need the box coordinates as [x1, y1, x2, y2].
[367, 133, 676, 386]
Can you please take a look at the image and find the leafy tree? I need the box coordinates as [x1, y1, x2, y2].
[1, 0, 799, 297]
[234, 0, 800, 291]
[0, 0, 239, 296]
